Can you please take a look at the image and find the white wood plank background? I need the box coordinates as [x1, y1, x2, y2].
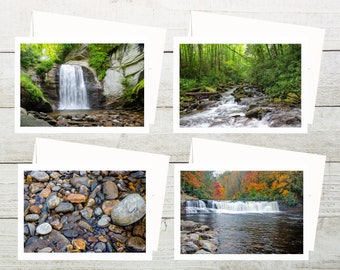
[1, 0, 340, 268]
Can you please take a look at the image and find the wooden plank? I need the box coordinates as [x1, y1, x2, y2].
[0, 0, 340, 51]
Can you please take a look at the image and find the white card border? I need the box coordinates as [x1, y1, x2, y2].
[18, 164, 152, 260]
[15, 36, 150, 133]
[173, 36, 308, 133]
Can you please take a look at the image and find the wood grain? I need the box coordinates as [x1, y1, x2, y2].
[0, 0, 339, 268]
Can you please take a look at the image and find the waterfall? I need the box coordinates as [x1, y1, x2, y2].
[58, 64, 90, 110]
[184, 200, 280, 214]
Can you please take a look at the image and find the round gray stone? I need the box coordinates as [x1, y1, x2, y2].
[111, 193, 146, 226]
[25, 214, 40, 222]
[46, 194, 61, 209]
[55, 202, 74, 213]
[97, 214, 111, 228]
[36, 223, 52, 235]
[30, 171, 50, 182]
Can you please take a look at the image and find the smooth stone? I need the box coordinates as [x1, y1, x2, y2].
[55, 202, 74, 213]
[46, 194, 61, 209]
[97, 215, 111, 228]
[63, 229, 79, 238]
[102, 200, 119, 215]
[52, 186, 61, 192]
[200, 240, 218, 253]
[103, 181, 118, 199]
[125, 237, 146, 252]
[111, 194, 146, 226]
[48, 230, 70, 252]
[49, 172, 61, 179]
[71, 176, 89, 188]
[181, 220, 197, 232]
[94, 242, 106, 252]
[25, 214, 40, 222]
[38, 247, 53, 253]
[39, 187, 51, 198]
[36, 223, 52, 235]
[130, 171, 145, 179]
[30, 171, 50, 182]
[79, 185, 89, 196]
[72, 238, 86, 251]
[29, 182, 45, 193]
[78, 220, 93, 232]
[80, 207, 93, 220]
[181, 241, 199, 254]
[94, 207, 103, 216]
[29, 205, 41, 215]
[195, 249, 211, 254]
[50, 219, 63, 230]
[67, 194, 87, 203]
[133, 223, 146, 238]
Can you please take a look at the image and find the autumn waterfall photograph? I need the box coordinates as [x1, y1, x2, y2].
[180, 171, 303, 255]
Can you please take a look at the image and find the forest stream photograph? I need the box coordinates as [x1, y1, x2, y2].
[180, 171, 304, 255]
[19, 43, 144, 128]
[179, 44, 301, 129]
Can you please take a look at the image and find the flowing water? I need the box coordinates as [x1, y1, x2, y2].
[183, 200, 303, 254]
[180, 86, 301, 128]
[59, 64, 90, 110]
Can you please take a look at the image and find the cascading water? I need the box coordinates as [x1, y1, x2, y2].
[184, 200, 280, 214]
[58, 64, 90, 110]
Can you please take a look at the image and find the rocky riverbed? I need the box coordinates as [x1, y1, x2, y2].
[181, 220, 219, 254]
[23, 170, 146, 253]
[180, 84, 301, 128]
[21, 108, 144, 127]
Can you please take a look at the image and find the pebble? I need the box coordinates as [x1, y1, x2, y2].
[63, 229, 79, 238]
[50, 219, 63, 231]
[125, 237, 146, 252]
[36, 223, 52, 235]
[55, 202, 74, 213]
[39, 187, 51, 198]
[94, 207, 103, 216]
[71, 176, 89, 188]
[46, 194, 61, 209]
[111, 194, 146, 226]
[38, 247, 53, 253]
[130, 171, 145, 179]
[72, 238, 86, 251]
[29, 182, 45, 193]
[78, 220, 93, 232]
[80, 207, 93, 220]
[29, 205, 41, 215]
[97, 215, 111, 228]
[52, 186, 61, 192]
[50, 172, 61, 179]
[25, 214, 40, 222]
[103, 181, 119, 199]
[94, 242, 106, 252]
[26, 223, 36, 236]
[30, 171, 50, 182]
[67, 194, 87, 203]
[102, 200, 119, 215]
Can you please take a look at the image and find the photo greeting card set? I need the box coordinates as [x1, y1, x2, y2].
[173, 11, 325, 133]
[15, 11, 166, 133]
[174, 138, 326, 260]
[19, 138, 170, 260]
[16, 11, 326, 261]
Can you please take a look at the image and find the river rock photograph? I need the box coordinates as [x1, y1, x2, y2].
[178, 43, 302, 129]
[19, 42, 144, 128]
[180, 170, 303, 255]
[22, 170, 146, 254]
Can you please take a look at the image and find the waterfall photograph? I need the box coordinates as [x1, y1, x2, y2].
[178, 43, 301, 129]
[19, 43, 144, 128]
[180, 170, 303, 255]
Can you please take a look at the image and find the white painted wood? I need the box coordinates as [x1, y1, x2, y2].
[0, 0, 339, 268]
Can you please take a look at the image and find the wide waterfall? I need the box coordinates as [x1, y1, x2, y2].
[58, 64, 90, 110]
[184, 200, 280, 214]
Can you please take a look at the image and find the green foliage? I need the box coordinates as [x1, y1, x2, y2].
[180, 43, 301, 101]
[88, 44, 120, 81]
[20, 45, 40, 70]
[121, 78, 144, 105]
[20, 73, 47, 102]
[35, 59, 54, 76]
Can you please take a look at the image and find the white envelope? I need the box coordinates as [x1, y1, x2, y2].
[189, 138, 326, 252]
[189, 11, 325, 125]
[30, 11, 167, 125]
[32, 138, 170, 253]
